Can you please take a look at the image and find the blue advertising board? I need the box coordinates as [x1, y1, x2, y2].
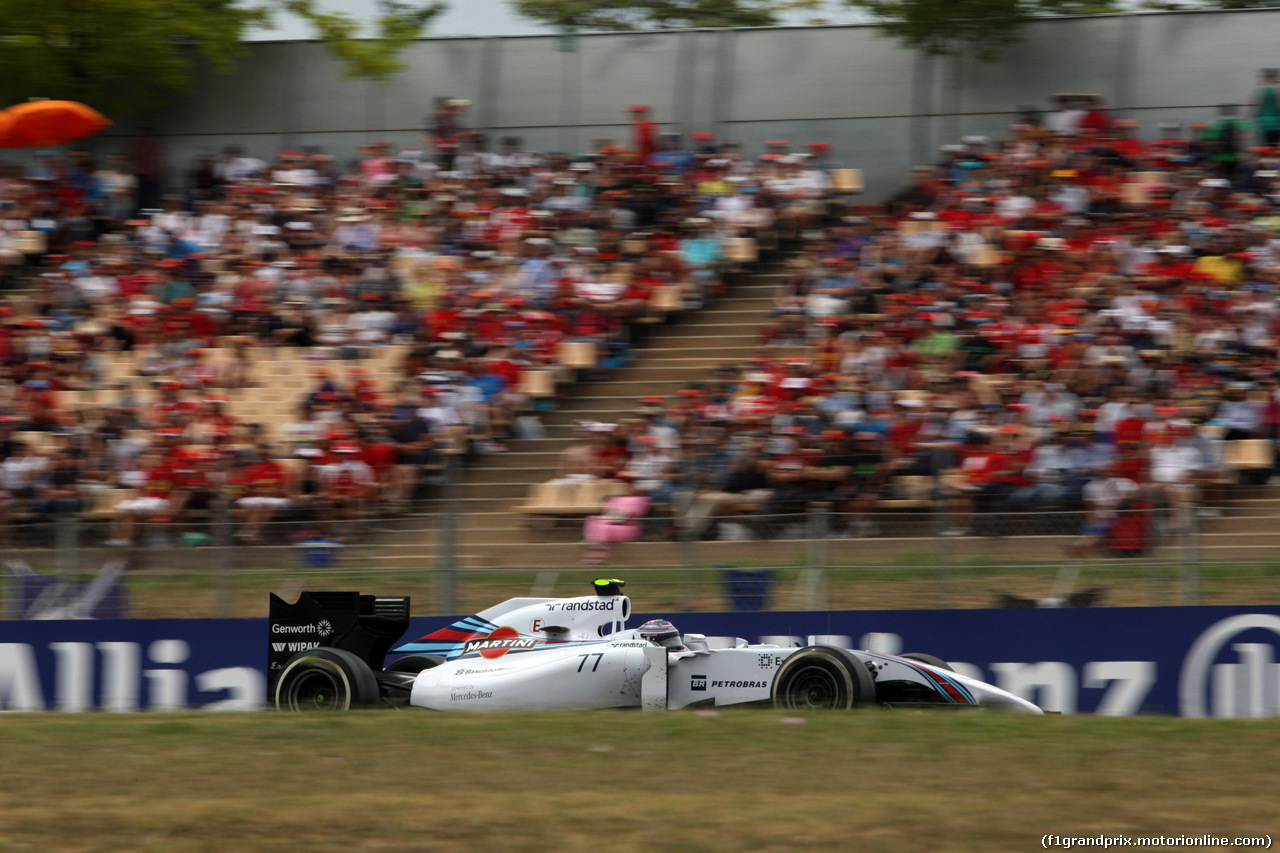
[2, 606, 1279, 716]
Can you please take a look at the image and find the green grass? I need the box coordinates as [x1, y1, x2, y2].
[1, 711, 1278, 852]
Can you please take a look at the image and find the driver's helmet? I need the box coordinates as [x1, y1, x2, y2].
[637, 619, 685, 651]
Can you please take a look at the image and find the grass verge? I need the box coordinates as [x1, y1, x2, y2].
[2, 711, 1278, 852]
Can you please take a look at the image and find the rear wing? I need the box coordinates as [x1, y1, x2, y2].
[268, 591, 410, 694]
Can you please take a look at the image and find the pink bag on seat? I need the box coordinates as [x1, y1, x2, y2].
[584, 495, 650, 544]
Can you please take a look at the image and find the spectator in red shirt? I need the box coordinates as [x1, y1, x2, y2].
[317, 441, 374, 539]
[106, 454, 178, 547]
[629, 105, 657, 165]
[358, 424, 401, 509]
[234, 444, 294, 543]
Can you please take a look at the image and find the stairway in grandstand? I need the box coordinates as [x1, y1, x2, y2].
[313, 253, 801, 572]
[345, 256, 1280, 573]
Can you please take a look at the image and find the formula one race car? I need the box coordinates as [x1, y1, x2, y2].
[267, 580, 1042, 714]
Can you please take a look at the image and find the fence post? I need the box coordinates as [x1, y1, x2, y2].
[212, 496, 234, 619]
[1179, 500, 1201, 605]
[677, 503, 698, 608]
[801, 502, 830, 610]
[55, 515, 80, 614]
[434, 450, 460, 616]
[930, 461, 954, 608]
[1145, 504, 1167, 606]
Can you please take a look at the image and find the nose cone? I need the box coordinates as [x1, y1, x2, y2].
[957, 675, 1045, 714]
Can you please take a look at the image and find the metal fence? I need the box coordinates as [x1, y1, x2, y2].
[5, 495, 1276, 621]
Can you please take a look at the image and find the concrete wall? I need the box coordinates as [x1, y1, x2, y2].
[87, 9, 1279, 199]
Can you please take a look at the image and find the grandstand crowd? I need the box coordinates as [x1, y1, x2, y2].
[2, 91, 1280, 554]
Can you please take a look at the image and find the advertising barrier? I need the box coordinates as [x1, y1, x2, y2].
[2, 606, 1279, 716]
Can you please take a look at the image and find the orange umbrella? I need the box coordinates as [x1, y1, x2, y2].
[0, 100, 111, 149]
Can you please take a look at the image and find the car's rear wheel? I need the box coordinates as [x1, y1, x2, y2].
[275, 648, 379, 711]
[771, 646, 875, 711]
[900, 652, 954, 672]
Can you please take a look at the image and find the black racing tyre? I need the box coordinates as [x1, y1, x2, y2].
[274, 648, 380, 711]
[384, 654, 445, 674]
[771, 646, 875, 711]
[900, 652, 954, 672]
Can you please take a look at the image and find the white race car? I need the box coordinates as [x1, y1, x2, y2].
[268, 580, 1042, 714]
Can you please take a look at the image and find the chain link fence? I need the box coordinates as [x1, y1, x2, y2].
[5, 492, 1278, 621]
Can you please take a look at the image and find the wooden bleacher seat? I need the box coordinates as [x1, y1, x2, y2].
[517, 368, 556, 398]
[970, 375, 1007, 406]
[831, 168, 864, 193]
[649, 285, 683, 313]
[83, 488, 138, 519]
[1225, 439, 1274, 477]
[518, 479, 628, 517]
[517, 482, 579, 515]
[57, 390, 95, 410]
[970, 244, 1001, 266]
[368, 344, 408, 364]
[18, 431, 59, 452]
[894, 389, 929, 406]
[12, 230, 46, 254]
[1120, 183, 1150, 205]
[557, 340, 597, 370]
[877, 475, 936, 510]
[725, 237, 758, 264]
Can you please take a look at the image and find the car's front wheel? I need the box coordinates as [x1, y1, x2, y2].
[274, 648, 380, 711]
[771, 646, 875, 711]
